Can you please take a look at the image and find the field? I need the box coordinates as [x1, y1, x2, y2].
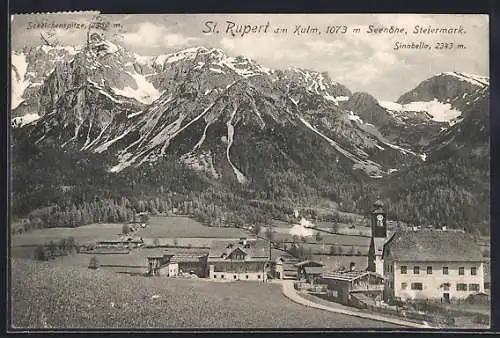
[11, 223, 124, 247]
[137, 216, 249, 238]
[11, 258, 399, 329]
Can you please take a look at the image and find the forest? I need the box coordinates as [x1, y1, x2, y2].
[11, 126, 490, 236]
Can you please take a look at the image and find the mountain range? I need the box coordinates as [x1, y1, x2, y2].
[10, 33, 490, 234]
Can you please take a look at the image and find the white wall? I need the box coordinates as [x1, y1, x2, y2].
[385, 260, 484, 301]
[209, 264, 267, 281]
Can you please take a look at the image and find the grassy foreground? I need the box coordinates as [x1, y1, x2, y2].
[11, 258, 400, 329]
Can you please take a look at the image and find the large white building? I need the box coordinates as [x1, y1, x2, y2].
[382, 229, 486, 302]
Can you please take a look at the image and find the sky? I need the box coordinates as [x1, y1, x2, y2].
[11, 13, 489, 101]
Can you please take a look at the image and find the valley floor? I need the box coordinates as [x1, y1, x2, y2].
[11, 257, 401, 329]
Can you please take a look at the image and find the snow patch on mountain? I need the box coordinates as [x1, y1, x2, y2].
[226, 106, 247, 184]
[11, 52, 29, 110]
[441, 72, 489, 88]
[112, 71, 162, 104]
[379, 99, 462, 123]
[11, 113, 41, 127]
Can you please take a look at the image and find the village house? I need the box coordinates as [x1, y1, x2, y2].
[319, 267, 385, 306]
[96, 237, 144, 249]
[161, 253, 209, 277]
[295, 260, 325, 284]
[382, 229, 486, 302]
[147, 251, 208, 277]
[208, 238, 268, 281]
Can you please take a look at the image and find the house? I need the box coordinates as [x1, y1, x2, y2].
[208, 238, 269, 281]
[160, 253, 209, 277]
[382, 229, 486, 302]
[294, 260, 325, 283]
[147, 252, 174, 276]
[319, 270, 384, 306]
[97, 237, 144, 249]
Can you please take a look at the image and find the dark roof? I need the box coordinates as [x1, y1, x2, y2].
[384, 229, 484, 262]
[170, 253, 207, 263]
[321, 271, 383, 282]
[294, 260, 324, 268]
[304, 266, 324, 275]
[208, 239, 269, 261]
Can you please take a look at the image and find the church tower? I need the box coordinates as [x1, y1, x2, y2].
[367, 199, 388, 275]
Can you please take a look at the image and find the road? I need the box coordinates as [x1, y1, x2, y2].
[279, 280, 431, 329]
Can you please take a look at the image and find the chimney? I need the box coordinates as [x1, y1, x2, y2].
[350, 262, 356, 271]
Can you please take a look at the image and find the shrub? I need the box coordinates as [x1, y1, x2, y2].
[34, 245, 48, 261]
[153, 238, 160, 247]
[122, 223, 130, 235]
[88, 256, 100, 269]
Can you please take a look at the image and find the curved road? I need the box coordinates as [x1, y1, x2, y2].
[280, 280, 431, 329]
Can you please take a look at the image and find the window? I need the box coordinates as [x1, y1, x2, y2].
[443, 267, 449, 275]
[427, 266, 433, 274]
[234, 275, 237, 279]
[459, 267, 465, 275]
[457, 283, 467, 291]
[413, 266, 420, 275]
[213, 275, 217, 279]
[257, 275, 261, 279]
[471, 267, 477, 275]
[221, 274, 225, 279]
[401, 266, 407, 274]
[246, 275, 249, 279]
[469, 284, 480, 292]
[411, 283, 423, 290]
[401, 282, 408, 290]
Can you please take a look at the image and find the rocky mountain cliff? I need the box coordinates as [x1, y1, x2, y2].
[10, 37, 490, 231]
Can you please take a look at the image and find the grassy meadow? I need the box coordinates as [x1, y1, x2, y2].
[11, 258, 399, 329]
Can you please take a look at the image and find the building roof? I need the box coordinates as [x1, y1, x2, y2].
[304, 266, 324, 275]
[208, 239, 269, 262]
[170, 253, 207, 263]
[321, 270, 383, 282]
[294, 260, 325, 268]
[384, 229, 484, 262]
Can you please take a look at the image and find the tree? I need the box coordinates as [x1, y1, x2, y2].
[88, 256, 99, 269]
[153, 238, 160, 247]
[34, 245, 48, 261]
[329, 245, 337, 255]
[47, 240, 57, 259]
[67, 236, 76, 252]
[253, 224, 262, 236]
[337, 246, 343, 255]
[315, 232, 322, 242]
[331, 222, 339, 234]
[122, 223, 130, 235]
[58, 238, 68, 255]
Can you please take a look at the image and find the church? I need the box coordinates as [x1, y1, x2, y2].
[367, 199, 390, 276]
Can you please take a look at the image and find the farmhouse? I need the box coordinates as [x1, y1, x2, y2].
[208, 238, 268, 281]
[382, 229, 486, 302]
[295, 260, 325, 284]
[147, 251, 175, 276]
[147, 251, 208, 277]
[319, 269, 385, 306]
[97, 237, 144, 249]
[161, 253, 209, 277]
